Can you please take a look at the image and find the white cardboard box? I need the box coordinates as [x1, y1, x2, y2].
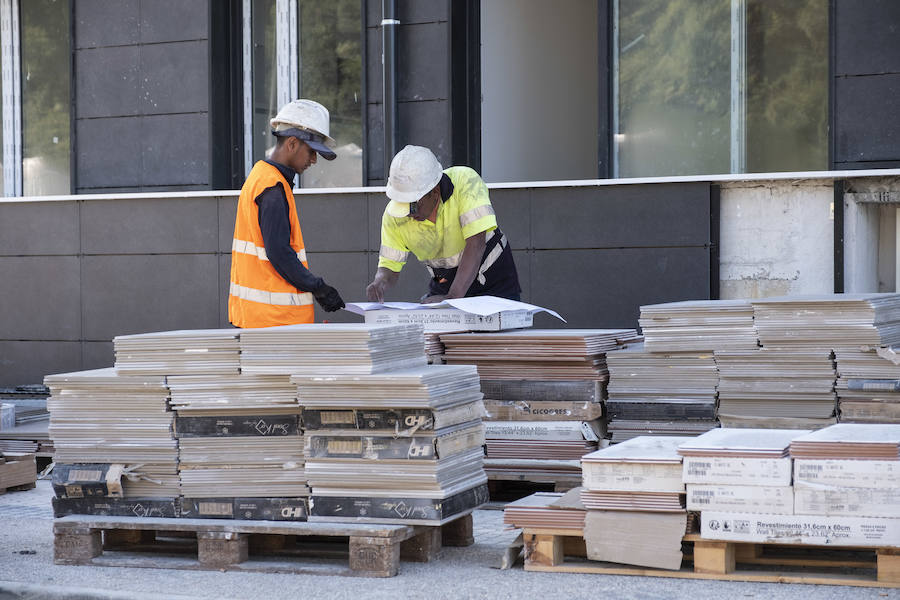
[484, 420, 601, 442]
[794, 459, 900, 489]
[583, 462, 684, 493]
[682, 457, 793, 486]
[364, 309, 532, 332]
[701, 511, 900, 547]
[687, 484, 793, 514]
[794, 486, 900, 518]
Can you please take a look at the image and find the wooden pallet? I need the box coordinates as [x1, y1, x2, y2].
[54, 512, 474, 578]
[521, 528, 900, 588]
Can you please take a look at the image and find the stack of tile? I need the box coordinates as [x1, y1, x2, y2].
[835, 347, 900, 423]
[503, 488, 585, 532]
[715, 349, 837, 429]
[440, 329, 639, 486]
[46, 368, 179, 516]
[791, 424, 900, 519]
[168, 374, 308, 517]
[113, 329, 241, 375]
[751, 293, 900, 350]
[240, 323, 426, 375]
[294, 364, 489, 525]
[679, 428, 804, 515]
[579, 436, 692, 570]
[639, 299, 758, 352]
[606, 344, 718, 442]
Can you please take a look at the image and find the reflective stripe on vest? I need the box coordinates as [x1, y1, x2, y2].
[233, 238, 307, 263]
[477, 231, 506, 284]
[230, 282, 314, 307]
[459, 204, 495, 227]
[379, 244, 408, 263]
[423, 250, 464, 270]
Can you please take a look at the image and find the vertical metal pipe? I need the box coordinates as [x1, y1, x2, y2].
[382, 0, 398, 181]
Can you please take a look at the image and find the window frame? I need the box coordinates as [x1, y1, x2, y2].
[0, 0, 22, 196]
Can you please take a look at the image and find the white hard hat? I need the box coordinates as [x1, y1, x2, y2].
[270, 99, 337, 160]
[385, 145, 444, 218]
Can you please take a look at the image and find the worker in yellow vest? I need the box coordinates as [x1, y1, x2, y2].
[229, 99, 345, 328]
[366, 145, 521, 303]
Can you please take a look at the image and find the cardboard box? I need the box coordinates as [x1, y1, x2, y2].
[794, 486, 900, 518]
[701, 511, 900, 547]
[52, 463, 125, 499]
[484, 419, 603, 442]
[175, 414, 301, 437]
[582, 461, 684, 493]
[180, 497, 308, 521]
[682, 457, 793, 486]
[305, 422, 484, 460]
[364, 308, 532, 332]
[687, 484, 793, 514]
[52, 496, 179, 518]
[301, 402, 484, 432]
[484, 399, 603, 422]
[309, 482, 489, 525]
[794, 459, 900, 489]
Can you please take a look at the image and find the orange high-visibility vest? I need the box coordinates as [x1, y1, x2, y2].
[228, 161, 315, 328]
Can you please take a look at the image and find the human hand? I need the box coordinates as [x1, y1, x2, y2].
[313, 283, 345, 312]
[366, 280, 386, 302]
[421, 294, 448, 304]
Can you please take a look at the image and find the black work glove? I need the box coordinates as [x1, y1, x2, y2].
[313, 283, 345, 312]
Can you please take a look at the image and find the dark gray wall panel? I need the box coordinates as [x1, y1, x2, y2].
[366, 104, 386, 184]
[81, 197, 218, 254]
[366, 252, 430, 302]
[835, 74, 900, 163]
[307, 252, 371, 322]
[219, 253, 231, 328]
[218, 196, 238, 253]
[141, 41, 209, 114]
[489, 188, 531, 251]
[298, 193, 369, 252]
[0, 202, 79, 256]
[142, 114, 209, 185]
[76, 117, 142, 189]
[367, 193, 390, 252]
[531, 183, 711, 249]
[367, 23, 450, 104]
[139, 0, 208, 43]
[83, 341, 114, 371]
[75, 0, 140, 49]
[75, 46, 141, 118]
[530, 248, 711, 329]
[82, 254, 219, 340]
[399, 100, 452, 166]
[835, 0, 900, 76]
[0, 342, 82, 387]
[512, 249, 531, 302]
[834, 160, 900, 170]
[0, 257, 81, 340]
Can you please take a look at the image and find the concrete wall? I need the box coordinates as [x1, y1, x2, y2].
[480, 0, 599, 183]
[833, 0, 900, 170]
[0, 179, 713, 386]
[365, 0, 453, 185]
[73, 0, 212, 193]
[718, 179, 835, 299]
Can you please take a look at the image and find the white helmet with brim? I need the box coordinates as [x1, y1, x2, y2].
[385, 145, 443, 218]
[270, 99, 337, 161]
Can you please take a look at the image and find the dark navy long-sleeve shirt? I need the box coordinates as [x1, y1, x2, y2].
[255, 159, 323, 293]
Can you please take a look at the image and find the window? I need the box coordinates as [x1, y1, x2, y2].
[243, 0, 363, 187]
[0, 0, 71, 197]
[613, 0, 828, 177]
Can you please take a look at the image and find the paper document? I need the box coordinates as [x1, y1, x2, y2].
[345, 295, 565, 321]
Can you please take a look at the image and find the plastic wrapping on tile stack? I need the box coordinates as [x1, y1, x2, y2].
[441, 329, 640, 487]
[294, 364, 488, 525]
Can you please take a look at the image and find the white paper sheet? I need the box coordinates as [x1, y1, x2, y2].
[344, 295, 565, 321]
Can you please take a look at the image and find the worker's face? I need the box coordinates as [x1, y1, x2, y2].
[290, 138, 317, 174]
[411, 186, 440, 221]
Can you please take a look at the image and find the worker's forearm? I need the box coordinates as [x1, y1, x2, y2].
[447, 233, 486, 298]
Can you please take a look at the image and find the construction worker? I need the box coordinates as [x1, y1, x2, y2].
[229, 99, 345, 328]
[366, 145, 521, 303]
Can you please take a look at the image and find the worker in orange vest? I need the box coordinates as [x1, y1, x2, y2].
[229, 99, 345, 328]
